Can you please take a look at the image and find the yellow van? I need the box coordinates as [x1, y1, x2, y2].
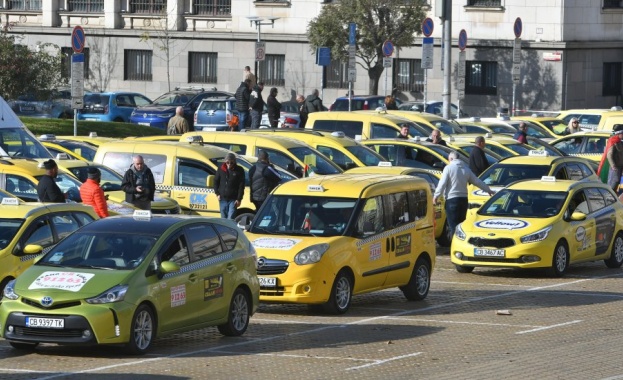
[179, 131, 343, 177]
[246, 174, 436, 313]
[556, 108, 621, 131]
[386, 110, 463, 135]
[595, 111, 623, 131]
[304, 109, 430, 140]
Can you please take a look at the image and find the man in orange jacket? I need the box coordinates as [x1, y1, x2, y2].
[79, 167, 109, 218]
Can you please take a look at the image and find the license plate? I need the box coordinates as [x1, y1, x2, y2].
[20, 106, 35, 112]
[138, 122, 150, 126]
[474, 248, 505, 257]
[85, 118, 97, 121]
[25, 317, 64, 329]
[258, 277, 276, 287]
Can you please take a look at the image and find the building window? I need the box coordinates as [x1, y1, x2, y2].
[124, 50, 153, 81]
[7, 0, 42, 10]
[61, 47, 90, 80]
[130, 0, 165, 14]
[604, 0, 623, 8]
[193, 0, 232, 16]
[466, 61, 497, 95]
[394, 58, 424, 93]
[189, 52, 218, 83]
[603, 62, 622, 96]
[68, 0, 104, 12]
[325, 60, 348, 89]
[258, 55, 285, 87]
[467, 0, 502, 6]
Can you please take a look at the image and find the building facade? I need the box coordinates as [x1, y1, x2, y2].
[1, 0, 622, 116]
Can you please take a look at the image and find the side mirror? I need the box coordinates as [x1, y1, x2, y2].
[207, 175, 215, 188]
[23, 244, 43, 255]
[570, 211, 587, 221]
[159, 261, 180, 275]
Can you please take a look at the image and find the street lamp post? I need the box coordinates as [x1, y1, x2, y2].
[247, 16, 280, 82]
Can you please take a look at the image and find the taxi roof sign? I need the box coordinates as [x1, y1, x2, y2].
[1, 197, 19, 205]
[541, 176, 556, 182]
[39, 134, 57, 141]
[378, 161, 392, 167]
[528, 150, 549, 157]
[89, 132, 98, 138]
[307, 185, 325, 192]
[133, 210, 152, 219]
[331, 131, 345, 138]
[186, 135, 204, 144]
[56, 153, 70, 160]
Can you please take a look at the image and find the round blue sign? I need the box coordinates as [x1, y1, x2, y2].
[458, 29, 467, 51]
[72, 25, 86, 53]
[382, 40, 394, 57]
[422, 17, 434, 37]
[514, 17, 522, 38]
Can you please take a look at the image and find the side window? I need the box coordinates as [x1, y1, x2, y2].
[23, 217, 54, 248]
[599, 188, 617, 206]
[6, 174, 38, 201]
[415, 150, 443, 169]
[160, 235, 190, 266]
[73, 211, 96, 226]
[317, 146, 352, 169]
[586, 188, 606, 213]
[568, 190, 589, 215]
[578, 162, 594, 178]
[133, 95, 152, 107]
[177, 159, 214, 187]
[408, 189, 428, 219]
[261, 148, 300, 177]
[370, 123, 400, 139]
[565, 163, 584, 181]
[384, 192, 410, 228]
[311, 120, 339, 132]
[355, 196, 384, 237]
[187, 223, 224, 260]
[140, 154, 167, 183]
[50, 213, 81, 240]
[213, 223, 238, 251]
[412, 173, 437, 193]
[553, 166, 567, 180]
[211, 143, 247, 155]
[101, 152, 133, 176]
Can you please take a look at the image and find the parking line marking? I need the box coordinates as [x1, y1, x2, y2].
[253, 318, 321, 324]
[515, 320, 582, 334]
[346, 352, 422, 370]
[434, 280, 533, 288]
[536, 290, 623, 299]
[384, 316, 542, 329]
[211, 350, 375, 363]
[0, 369, 50, 373]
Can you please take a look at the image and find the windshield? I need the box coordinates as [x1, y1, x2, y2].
[152, 92, 196, 106]
[431, 119, 463, 135]
[0, 128, 53, 158]
[479, 189, 567, 218]
[66, 165, 123, 191]
[57, 141, 97, 161]
[480, 164, 550, 186]
[526, 140, 562, 156]
[288, 147, 342, 175]
[38, 231, 157, 270]
[250, 195, 357, 237]
[346, 145, 384, 166]
[0, 219, 23, 250]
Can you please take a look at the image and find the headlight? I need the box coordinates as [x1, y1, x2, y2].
[520, 226, 552, 244]
[455, 223, 466, 240]
[294, 243, 329, 265]
[85, 285, 128, 304]
[3, 280, 18, 300]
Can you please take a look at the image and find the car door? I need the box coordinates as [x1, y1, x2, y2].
[173, 158, 220, 215]
[352, 196, 389, 291]
[566, 189, 597, 261]
[587, 188, 616, 257]
[383, 191, 419, 286]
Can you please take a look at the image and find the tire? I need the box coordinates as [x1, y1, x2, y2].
[437, 220, 451, 247]
[455, 264, 475, 273]
[9, 341, 39, 350]
[113, 117, 124, 122]
[124, 304, 155, 355]
[323, 270, 353, 314]
[548, 241, 569, 277]
[605, 232, 623, 268]
[400, 257, 431, 301]
[218, 288, 251, 336]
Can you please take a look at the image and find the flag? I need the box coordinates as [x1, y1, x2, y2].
[301, 211, 312, 230]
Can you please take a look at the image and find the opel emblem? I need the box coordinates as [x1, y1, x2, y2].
[143, 113, 147, 118]
[257, 257, 266, 268]
[40, 296, 53, 307]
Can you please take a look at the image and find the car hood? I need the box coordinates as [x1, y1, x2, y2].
[460, 213, 550, 236]
[106, 191, 178, 211]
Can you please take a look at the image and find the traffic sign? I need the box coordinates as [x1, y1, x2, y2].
[349, 23, 356, 46]
[422, 17, 434, 37]
[316, 47, 331, 66]
[383, 57, 392, 68]
[71, 25, 85, 54]
[71, 53, 84, 109]
[382, 40, 394, 57]
[348, 68, 357, 82]
[458, 29, 467, 51]
[421, 37, 434, 69]
[255, 42, 266, 61]
[514, 17, 522, 39]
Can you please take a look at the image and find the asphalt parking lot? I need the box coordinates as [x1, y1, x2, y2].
[1, 250, 623, 380]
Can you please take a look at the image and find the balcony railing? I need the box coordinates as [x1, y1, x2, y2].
[68, 0, 104, 13]
[467, 0, 502, 6]
[7, 0, 42, 11]
[130, 0, 166, 14]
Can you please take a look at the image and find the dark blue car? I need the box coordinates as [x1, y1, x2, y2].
[78, 92, 152, 123]
[129, 87, 233, 130]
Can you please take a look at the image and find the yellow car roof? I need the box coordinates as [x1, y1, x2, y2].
[55, 135, 119, 147]
[243, 129, 361, 147]
[180, 131, 313, 149]
[0, 201, 95, 219]
[506, 178, 583, 192]
[346, 166, 441, 177]
[97, 140, 231, 159]
[0, 158, 47, 176]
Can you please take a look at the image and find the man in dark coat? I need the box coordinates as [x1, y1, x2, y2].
[235, 79, 252, 130]
[121, 155, 156, 210]
[266, 87, 281, 128]
[305, 89, 323, 113]
[249, 151, 281, 210]
[513, 122, 528, 144]
[214, 153, 245, 219]
[469, 136, 490, 176]
[37, 159, 65, 203]
[249, 81, 265, 129]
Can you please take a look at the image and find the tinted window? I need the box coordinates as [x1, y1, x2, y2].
[0, 219, 23, 250]
[74, 211, 96, 226]
[177, 159, 214, 187]
[51, 213, 81, 240]
[409, 189, 428, 219]
[160, 235, 190, 266]
[187, 223, 223, 260]
[311, 120, 363, 138]
[288, 146, 342, 175]
[213, 223, 238, 251]
[586, 188, 606, 213]
[355, 196, 384, 237]
[385, 192, 410, 228]
[599, 188, 617, 205]
[24, 218, 53, 248]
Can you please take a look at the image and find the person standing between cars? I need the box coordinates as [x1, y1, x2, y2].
[297, 94, 308, 128]
[598, 124, 623, 184]
[215, 153, 245, 219]
[167, 106, 190, 135]
[433, 151, 494, 240]
[513, 122, 528, 144]
[305, 89, 323, 114]
[249, 151, 281, 210]
[235, 79, 252, 130]
[79, 167, 109, 218]
[249, 81, 265, 129]
[469, 136, 490, 176]
[37, 159, 66, 203]
[267, 87, 281, 128]
[122, 155, 155, 210]
[602, 124, 623, 190]
[384, 95, 398, 110]
[426, 129, 448, 146]
[243, 66, 257, 87]
[565, 118, 582, 135]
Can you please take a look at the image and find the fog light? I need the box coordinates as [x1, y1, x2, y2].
[521, 255, 541, 263]
[115, 325, 120, 337]
[83, 330, 91, 338]
[454, 252, 464, 260]
[8, 325, 13, 333]
[303, 285, 311, 293]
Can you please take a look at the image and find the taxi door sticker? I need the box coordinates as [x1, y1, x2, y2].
[190, 193, 208, 210]
[395, 233, 412, 257]
[369, 242, 382, 261]
[170, 284, 186, 307]
[575, 226, 591, 252]
[204, 275, 224, 301]
[28, 271, 95, 292]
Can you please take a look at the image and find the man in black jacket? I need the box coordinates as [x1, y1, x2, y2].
[305, 89, 323, 114]
[235, 79, 252, 130]
[469, 136, 490, 176]
[249, 81, 265, 129]
[121, 155, 156, 210]
[36, 159, 66, 203]
[249, 151, 281, 210]
[215, 153, 245, 219]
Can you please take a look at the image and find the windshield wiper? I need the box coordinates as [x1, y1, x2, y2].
[74, 264, 114, 271]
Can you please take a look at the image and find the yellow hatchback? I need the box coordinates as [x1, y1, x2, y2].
[452, 177, 623, 276]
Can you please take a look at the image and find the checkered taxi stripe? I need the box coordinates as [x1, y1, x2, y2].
[20, 246, 52, 262]
[156, 185, 216, 193]
[356, 222, 417, 248]
[163, 252, 234, 279]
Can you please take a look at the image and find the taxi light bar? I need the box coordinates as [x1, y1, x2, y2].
[307, 185, 325, 192]
[1, 198, 19, 205]
[485, 132, 492, 138]
[528, 150, 549, 157]
[39, 134, 56, 141]
[133, 210, 152, 219]
[498, 116, 511, 121]
[470, 117, 481, 122]
[378, 161, 392, 167]
[410, 136, 421, 142]
[89, 132, 98, 138]
[56, 153, 70, 160]
[541, 176, 556, 182]
[186, 135, 204, 144]
[331, 131, 345, 138]
[611, 106, 622, 111]
[354, 135, 362, 141]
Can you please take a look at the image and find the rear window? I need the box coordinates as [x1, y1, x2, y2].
[198, 100, 229, 111]
[83, 94, 111, 113]
[311, 120, 363, 138]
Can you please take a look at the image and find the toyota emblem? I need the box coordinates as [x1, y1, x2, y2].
[40, 296, 53, 307]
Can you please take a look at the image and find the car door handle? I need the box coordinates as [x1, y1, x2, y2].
[175, 195, 186, 199]
[226, 263, 236, 273]
[188, 273, 197, 282]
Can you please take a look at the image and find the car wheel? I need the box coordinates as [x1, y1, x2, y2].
[548, 241, 569, 277]
[218, 287, 251, 336]
[437, 221, 451, 247]
[605, 232, 623, 268]
[113, 117, 124, 122]
[323, 270, 353, 314]
[124, 304, 155, 355]
[400, 257, 431, 301]
[455, 264, 474, 273]
[9, 341, 39, 350]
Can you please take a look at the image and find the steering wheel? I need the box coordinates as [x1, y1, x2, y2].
[543, 207, 558, 215]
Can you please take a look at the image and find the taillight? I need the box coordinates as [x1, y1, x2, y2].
[363, 101, 369, 110]
[284, 117, 297, 124]
[329, 104, 334, 111]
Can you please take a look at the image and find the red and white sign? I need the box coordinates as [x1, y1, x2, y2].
[543, 52, 562, 61]
[29, 271, 95, 292]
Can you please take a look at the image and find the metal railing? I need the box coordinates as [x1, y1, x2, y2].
[7, 0, 42, 10]
[68, 0, 104, 13]
[193, 0, 231, 17]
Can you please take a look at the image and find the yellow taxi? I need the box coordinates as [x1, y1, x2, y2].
[0, 197, 98, 295]
[52, 133, 119, 150]
[452, 177, 623, 276]
[550, 131, 610, 163]
[557, 107, 622, 131]
[503, 119, 559, 141]
[446, 139, 503, 166]
[469, 150, 599, 207]
[454, 117, 517, 135]
[385, 111, 464, 136]
[39, 134, 98, 162]
[511, 115, 567, 135]
[246, 174, 436, 313]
